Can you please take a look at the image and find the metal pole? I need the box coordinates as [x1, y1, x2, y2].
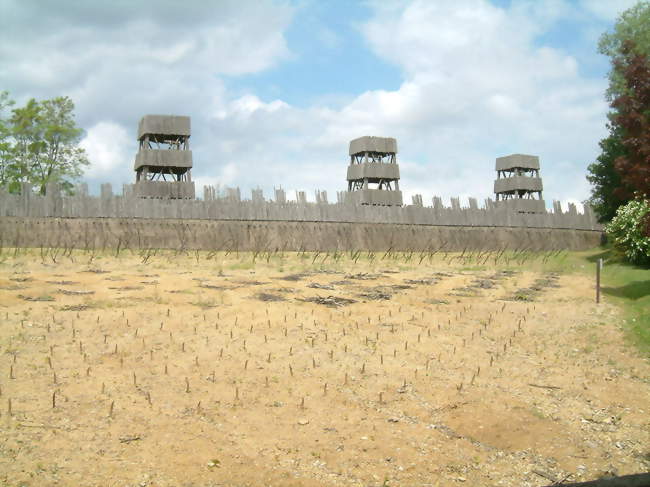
[596, 258, 602, 303]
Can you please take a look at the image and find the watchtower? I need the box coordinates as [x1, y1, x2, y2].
[133, 115, 195, 199]
[494, 154, 545, 213]
[345, 136, 402, 206]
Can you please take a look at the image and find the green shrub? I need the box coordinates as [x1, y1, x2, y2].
[606, 199, 650, 266]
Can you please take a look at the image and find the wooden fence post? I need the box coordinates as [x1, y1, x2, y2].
[596, 258, 602, 304]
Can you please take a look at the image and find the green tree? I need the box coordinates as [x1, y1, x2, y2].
[587, 1, 650, 221]
[599, 0, 650, 102]
[8, 95, 88, 195]
[606, 199, 650, 265]
[586, 125, 632, 222]
[0, 91, 15, 188]
[611, 41, 650, 200]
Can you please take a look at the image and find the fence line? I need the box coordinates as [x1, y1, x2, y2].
[0, 182, 601, 232]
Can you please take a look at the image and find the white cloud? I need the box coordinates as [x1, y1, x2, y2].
[0, 0, 295, 193]
[579, 0, 639, 21]
[1, 0, 615, 207]
[159, 0, 609, 206]
[80, 122, 133, 179]
[198, 0, 608, 205]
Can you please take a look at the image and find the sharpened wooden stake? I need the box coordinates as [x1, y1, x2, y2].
[185, 377, 190, 393]
[109, 401, 114, 418]
[52, 391, 56, 409]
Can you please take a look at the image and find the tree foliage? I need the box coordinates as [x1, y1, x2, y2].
[587, 1, 650, 221]
[0, 91, 15, 189]
[0, 93, 88, 194]
[599, 1, 650, 102]
[586, 125, 632, 222]
[611, 41, 650, 200]
[606, 199, 650, 265]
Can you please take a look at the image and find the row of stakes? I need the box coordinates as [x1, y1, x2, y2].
[2, 304, 533, 418]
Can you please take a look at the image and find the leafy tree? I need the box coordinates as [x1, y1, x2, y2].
[606, 199, 650, 265]
[599, 0, 650, 102]
[611, 41, 650, 200]
[586, 125, 632, 222]
[5, 95, 88, 194]
[0, 91, 15, 188]
[587, 1, 650, 221]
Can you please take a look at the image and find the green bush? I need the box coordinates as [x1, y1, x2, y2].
[606, 199, 650, 266]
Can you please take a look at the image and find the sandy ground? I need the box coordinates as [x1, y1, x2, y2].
[0, 250, 648, 487]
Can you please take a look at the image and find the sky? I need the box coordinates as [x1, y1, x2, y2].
[0, 0, 639, 208]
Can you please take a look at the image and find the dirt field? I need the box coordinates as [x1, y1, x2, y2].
[0, 249, 648, 486]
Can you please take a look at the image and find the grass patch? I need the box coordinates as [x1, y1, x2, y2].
[545, 247, 649, 356]
[597, 252, 650, 357]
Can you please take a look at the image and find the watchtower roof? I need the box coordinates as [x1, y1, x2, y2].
[138, 115, 191, 141]
[349, 136, 397, 156]
[495, 154, 539, 171]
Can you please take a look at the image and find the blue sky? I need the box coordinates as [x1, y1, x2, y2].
[0, 0, 639, 208]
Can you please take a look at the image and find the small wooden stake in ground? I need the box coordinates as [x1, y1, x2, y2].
[8, 398, 12, 416]
[52, 391, 56, 409]
[185, 377, 190, 393]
